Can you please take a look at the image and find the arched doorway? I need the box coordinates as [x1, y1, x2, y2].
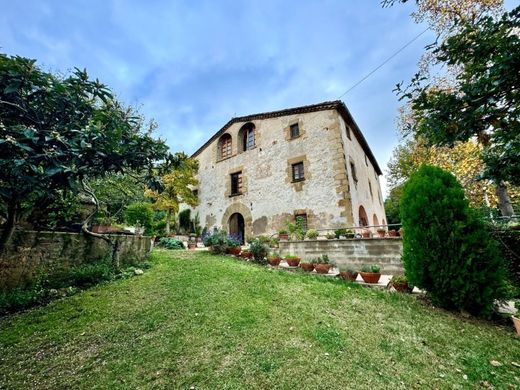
[358, 205, 369, 227]
[228, 213, 245, 244]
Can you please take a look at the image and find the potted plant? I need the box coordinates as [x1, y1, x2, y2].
[376, 228, 386, 238]
[240, 249, 253, 259]
[226, 236, 242, 255]
[345, 229, 355, 239]
[285, 254, 301, 267]
[326, 232, 336, 240]
[314, 254, 334, 274]
[334, 228, 347, 239]
[338, 265, 358, 281]
[512, 300, 520, 336]
[361, 229, 371, 238]
[278, 229, 289, 241]
[389, 274, 413, 293]
[300, 259, 315, 272]
[359, 264, 381, 283]
[306, 229, 318, 240]
[388, 229, 398, 237]
[267, 252, 281, 266]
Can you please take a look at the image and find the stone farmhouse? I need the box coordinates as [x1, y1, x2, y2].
[191, 101, 387, 242]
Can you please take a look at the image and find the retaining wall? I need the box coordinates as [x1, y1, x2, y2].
[279, 238, 403, 274]
[0, 230, 152, 290]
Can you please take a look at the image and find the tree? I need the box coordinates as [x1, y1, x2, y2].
[0, 54, 171, 256]
[384, 185, 403, 225]
[400, 165, 506, 316]
[145, 153, 199, 235]
[386, 137, 520, 211]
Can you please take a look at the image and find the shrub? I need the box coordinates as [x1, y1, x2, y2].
[334, 228, 347, 238]
[400, 165, 506, 316]
[306, 229, 318, 239]
[226, 235, 241, 248]
[125, 202, 154, 235]
[178, 209, 191, 233]
[158, 237, 185, 250]
[249, 238, 269, 265]
[203, 229, 229, 254]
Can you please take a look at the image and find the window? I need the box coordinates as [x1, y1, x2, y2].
[230, 171, 243, 195]
[365, 154, 368, 166]
[245, 128, 255, 150]
[346, 126, 351, 140]
[290, 123, 300, 138]
[295, 213, 308, 231]
[292, 162, 305, 181]
[369, 181, 373, 199]
[219, 134, 232, 159]
[378, 190, 382, 205]
[350, 161, 358, 183]
[239, 123, 255, 152]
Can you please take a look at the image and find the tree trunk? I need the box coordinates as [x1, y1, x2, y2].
[165, 209, 171, 235]
[0, 201, 17, 254]
[495, 181, 514, 217]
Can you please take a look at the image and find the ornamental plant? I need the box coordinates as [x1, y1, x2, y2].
[202, 229, 229, 254]
[248, 238, 269, 265]
[400, 165, 506, 316]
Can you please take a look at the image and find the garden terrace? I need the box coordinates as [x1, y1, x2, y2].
[1, 250, 519, 389]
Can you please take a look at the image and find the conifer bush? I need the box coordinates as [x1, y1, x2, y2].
[400, 165, 506, 316]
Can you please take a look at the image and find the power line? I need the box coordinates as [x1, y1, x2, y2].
[337, 27, 430, 99]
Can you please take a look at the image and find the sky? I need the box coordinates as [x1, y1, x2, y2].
[0, 0, 495, 196]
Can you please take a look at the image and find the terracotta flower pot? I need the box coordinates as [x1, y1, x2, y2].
[188, 242, 197, 250]
[267, 257, 281, 266]
[377, 230, 386, 238]
[300, 263, 315, 272]
[339, 271, 358, 281]
[362, 231, 371, 238]
[392, 281, 412, 293]
[314, 263, 332, 274]
[228, 247, 241, 256]
[286, 257, 301, 267]
[240, 251, 252, 259]
[360, 272, 381, 284]
[279, 233, 289, 241]
[513, 316, 520, 336]
[388, 230, 398, 237]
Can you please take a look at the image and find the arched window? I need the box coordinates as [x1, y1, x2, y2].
[218, 133, 232, 160]
[373, 214, 379, 227]
[238, 122, 255, 153]
[358, 205, 369, 227]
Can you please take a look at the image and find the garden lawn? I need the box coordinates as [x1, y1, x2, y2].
[1, 250, 519, 389]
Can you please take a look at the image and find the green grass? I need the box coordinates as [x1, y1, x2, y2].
[1, 250, 519, 389]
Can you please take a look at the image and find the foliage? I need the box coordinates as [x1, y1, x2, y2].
[287, 216, 306, 240]
[334, 228, 347, 238]
[267, 251, 280, 259]
[390, 274, 408, 284]
[284, 254, 300, 260]
[338, 264, 357, 272]
[248, 238, 269, 265]
[278, 229, 288, 235]
[384, 185, 403, 225]
[158, 237, 185, 250]
[396, 6, 520, 216]
[326, 232, 336, 239]
[203, 229, 229, 254]
[124, 202, 154, 235]
[226, 235, 241, 248]
[145, 154, 198, 234]
[305, 229, 318, 239]
[371, 265, 381, 273]
[0, 53, 170, 250]
[400, 165, 506, 316]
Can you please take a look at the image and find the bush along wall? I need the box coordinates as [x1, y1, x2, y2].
[400, 165, 506, 317]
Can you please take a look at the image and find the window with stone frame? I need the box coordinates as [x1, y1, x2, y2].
[295, 213, 308, 231]
[292, 161, 305, 182]
[290, 123, 300, 139]
[350, 161, 358, 183]
[345, 125, 351, 140]
[368, 180, 373, 199]
[219, 133, 232, 159]
[230, 171, 243, 195]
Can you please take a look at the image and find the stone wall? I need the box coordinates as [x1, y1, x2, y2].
[0, 230, 152, 291]
[279, 238, 403, 274]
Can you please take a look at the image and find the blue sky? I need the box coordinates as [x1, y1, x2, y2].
[0, 0, 479, 195]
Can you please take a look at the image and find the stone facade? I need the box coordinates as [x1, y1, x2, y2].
[191, 101, 386, 240]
